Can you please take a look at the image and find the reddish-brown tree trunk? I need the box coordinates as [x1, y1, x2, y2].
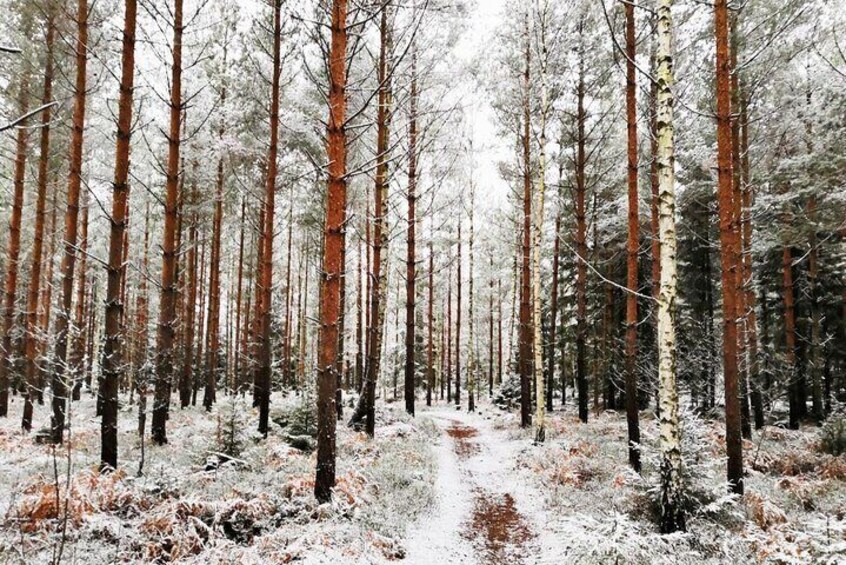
[315, 0, 348, 501]
[257, 0, 282, 436]
[624, 0, 642, 472]
[51, 0, 89, 442]
[730, 19, 751, 440]
[204, 40, 228, 409]
[22, 9, 57, 431]
[783, 245, 799, 430]
[152, 0, 184, 444]
[0, 50, 32, 418]
[714, 0, 744, 494]
[102, 0, 138, 470]
[135, 206, 150, 436]
[349, 6, 392, 436]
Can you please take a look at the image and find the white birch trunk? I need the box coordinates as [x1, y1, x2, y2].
[655, 0, 686, 534]
[532, 0, 549, 443]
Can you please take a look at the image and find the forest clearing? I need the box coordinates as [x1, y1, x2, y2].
[0, 0, 845, 562]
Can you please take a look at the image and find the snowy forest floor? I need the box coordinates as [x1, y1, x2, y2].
[1, 391, 845, 564]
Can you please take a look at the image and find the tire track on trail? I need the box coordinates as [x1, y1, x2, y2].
[403, 411, 538, 565]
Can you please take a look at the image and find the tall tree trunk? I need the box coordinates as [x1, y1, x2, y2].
[40, 194, 59, 403]
[354, 237, 363, 391]
[739, 90, 763, 428]
[234, 197, 246, 389]
[623, 0, 642, 472]
[315, 0, 348, 503]
[282, 196, 294, 389]
[205, 40, 228, 411]
[497, 277, 503, 390]
[404, 45, 418, 416]
[251, 197, 266, 404]
[518, 8, 533, 427]
[427, 242, 435, 406]
[51, 0, 89, 443]
[714, 0, 744, 495]
[804, 85, 823, 423]
[532, 3, 549, 441]
[783, 246, 799, 430]
[446, 263, 452, 403]
[574, 26, 589, 424]
[71, 197, 89, 401]
[349, 4, 392, 436]
[655, 0, 686, 533]
[456, 220, 462, 406]
[152, 0, 184, 444]
[136, 206, 150, 436]
[0, 67, 31, 418]
[545, 215, 560, 411]
[180, 188, 198, 408]
[489, 253, 495, 397]
[729, 16, 751, 440]
[468, 185, 476, 413]
[257, 0, 283, 437]
[22, 7, 57, 431]
[102, 0, 137, 470]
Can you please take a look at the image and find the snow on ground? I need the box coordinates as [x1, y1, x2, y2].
[0, 391, 439, 564]
[1, 391, 844, 564]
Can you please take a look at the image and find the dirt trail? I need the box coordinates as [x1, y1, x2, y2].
[402, 409, 540, 565]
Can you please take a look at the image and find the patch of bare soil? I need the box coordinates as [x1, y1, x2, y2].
[445, 423, 479, 459]
[462, 489, 534, 564]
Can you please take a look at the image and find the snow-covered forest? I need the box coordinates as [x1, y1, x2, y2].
[0, 0, 845, 562]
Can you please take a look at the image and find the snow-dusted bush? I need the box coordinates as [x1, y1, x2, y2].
[631, 405, 743, 527]
[819, 415, 846, 457]
[214, 394, 251, 460]
[491, 372, 521, 411]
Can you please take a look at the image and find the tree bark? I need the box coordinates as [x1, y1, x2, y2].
[257, 0, 282, 437]
[71, 197, 89, 401]
[0, 66, 31, 418]
[404, 45, 418, 416]
[624, 0, 642, 472]
[315, 0, 348, 503]
[180, 183, 198, 408]
[349, 5, 392, 436]
[532, 4, 549, 441]
[205, 39, 228, 410]
[574, 24, 589, 424]
[151, 0, 184, 444]
[22, 7, 57, 432]
[783, 246, 799, 430]
[468, 185, 476, 413]
[102, 0, 138, 470]
[427, 242, 435, 407]
[655, 0, 686, 533]
[518, 8, 533, 427]
[51, 0, 90, 443]
[714, 0, 744, 495]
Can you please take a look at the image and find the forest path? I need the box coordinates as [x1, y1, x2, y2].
[402, 405, 551, 565]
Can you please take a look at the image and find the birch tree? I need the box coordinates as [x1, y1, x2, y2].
[655, 0, 685, 534]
